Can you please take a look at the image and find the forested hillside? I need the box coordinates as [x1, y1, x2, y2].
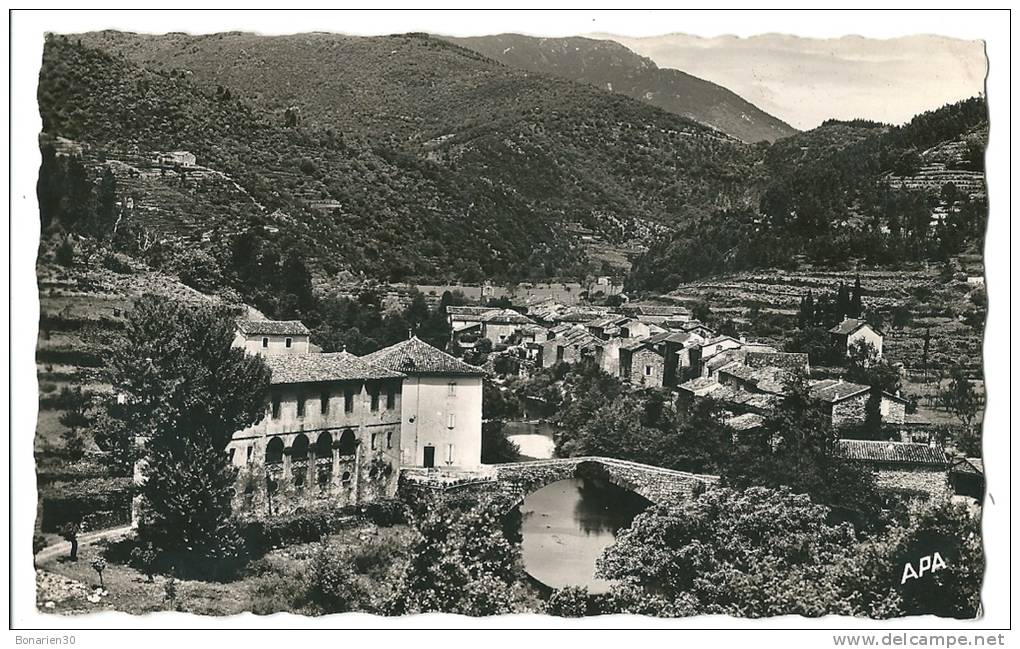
[42, 33, 764, 284]
[445, 33, 797, 143]
[629, 98, 988, 292]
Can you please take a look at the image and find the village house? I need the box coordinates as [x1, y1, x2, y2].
[835, 439, 951, 502]
[809, 379, 907, 428]
[156, 150, 197, 167]
[949, 457, 984, 501]
[477, 308, 537, 345]
[234, 319, 312, 356]
[362, 336, 485, 469]
[446, 305, 496, 329]
[533, 324, 604, 369]
[829, 317, 884, 358]
[227, 351, 405, 517]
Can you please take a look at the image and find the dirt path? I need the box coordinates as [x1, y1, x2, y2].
[35, 525, 133, 564]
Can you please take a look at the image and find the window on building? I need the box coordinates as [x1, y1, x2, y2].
[296, 393, 306, 418]
[262, 337, 269, 348]
[386, 431, 393, 449]
[386, 385, 396, 410]
[370, 386, 380, 412]
[246, 446, 253, 463]
[644, 365, 653, 377]
[448, 382, 457, 396]
[447, 413, 456, 429]
[556, 346, 565, 363]
[266, 437, 284, 464]
[285, 337, 293, 348]
[371, 433, 378, 450]
[446, 444, 454, 464]
[341, 471, 352, 485]
[315, 432, 333, 459]
[344, 389, 354, 413]
[227, 448, 235, 464]
[271, 393, 281, 419]
[338, 428, 358, 456]
[291, 434, 309, 461]
[320, 390, 330, 415]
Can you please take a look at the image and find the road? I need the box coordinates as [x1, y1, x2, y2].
[34, 525, 133, 564]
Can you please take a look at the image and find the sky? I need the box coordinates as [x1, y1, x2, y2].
[591, 33, 987, 131]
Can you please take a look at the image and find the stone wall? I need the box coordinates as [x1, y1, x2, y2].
[631, 348, 665, 388]
[831, 393, 869, 427]
[875, 465, 952, 502]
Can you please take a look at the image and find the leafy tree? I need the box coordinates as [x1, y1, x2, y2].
[388, 499, 521, 616]
[940, 363, 981, 429]
[722, 372, 884, 530]
[99, 296, 271, 578]
[598, 486, 882, 617]
[546, 586, 591, 617]
[784, 326, 835, 366]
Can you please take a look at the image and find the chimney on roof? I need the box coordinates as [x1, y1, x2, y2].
[739, 336, 746, 344]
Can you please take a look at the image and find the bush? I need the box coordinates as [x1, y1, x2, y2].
[240, 509, 356, 557]
[361, 499, 407, 527]
[546, 586, 591, 617]
[307, 542, 370, 613]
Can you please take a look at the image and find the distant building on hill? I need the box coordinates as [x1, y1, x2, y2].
[829, 317, 884, 358]
[234, 320, 311, 356]
[157, 150, 197, 167]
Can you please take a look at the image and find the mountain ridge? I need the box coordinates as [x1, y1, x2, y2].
[442, 33, 798, 143]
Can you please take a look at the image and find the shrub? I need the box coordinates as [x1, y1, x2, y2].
[307, 542, 370, 613]
[546, 586, 591, 617]
[361, 499, 407, 526]
[240, 508, 356, 557]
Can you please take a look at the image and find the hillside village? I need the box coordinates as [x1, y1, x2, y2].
[29, 30, 989, 619]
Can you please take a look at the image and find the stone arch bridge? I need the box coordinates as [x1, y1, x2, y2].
[400, 456, 719, 510]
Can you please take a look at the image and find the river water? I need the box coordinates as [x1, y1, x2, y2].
[516, 476, 651, 593]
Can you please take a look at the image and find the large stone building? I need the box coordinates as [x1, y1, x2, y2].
[363, 336, 485, 469]
[227, 351, 405, 517]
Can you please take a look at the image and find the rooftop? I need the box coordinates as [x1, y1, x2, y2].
[478, 308, 535, 325]
[725, 413, 765, 431]
[237, 319, 310, 337]
[362, 336, 486, 377]
[266, 351, 403, 385]
[809, 379, 871, 403]
[835, 439, 949, 466]
[829, 318, 880, 336]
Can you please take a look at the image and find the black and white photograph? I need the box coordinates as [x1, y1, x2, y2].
[7, 6, 1013, 641]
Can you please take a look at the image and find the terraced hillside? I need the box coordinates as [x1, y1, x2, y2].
[667, 263, 986, 376]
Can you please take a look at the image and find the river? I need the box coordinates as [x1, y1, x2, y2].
[515, 476, 651, 593]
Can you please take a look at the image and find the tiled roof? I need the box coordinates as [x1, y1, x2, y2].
[446, 306, 494, 316]
[362, 336, 486, 377]
[478, 308, 534, 325]
[678, 376, 720, 394]
[237, 319, 310, 336]
[745, 351, 809, 371]
[809, 380, 871, 403]
[629, 304, 690, 317]
[951, 457, 984, 475]
[266, 351, 403, 385]
[836, 439, 949, 466]
[829, 318, 877, 336]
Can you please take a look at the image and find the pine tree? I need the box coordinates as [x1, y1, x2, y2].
[850, 274, 864, 318]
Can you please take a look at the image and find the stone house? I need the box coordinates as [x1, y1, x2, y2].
[835, 439, 951, 502]
[234, 319, 311, 356]
[227, 352, 405, 517]
[809, 379, 907, 428]
[533, 324, 604, 369]
[623, 304, 692, 324]
[630, 346, 666, 387]
[157, 150, 197, 167]
[446, 305, 494, 329]
[829, 318, 884, 358]
[949, 457, 984, 500]
[477, 308, 536, 345]
[363, 336, 485, 469]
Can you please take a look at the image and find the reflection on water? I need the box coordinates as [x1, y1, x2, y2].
[516, 476, 650, 593]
